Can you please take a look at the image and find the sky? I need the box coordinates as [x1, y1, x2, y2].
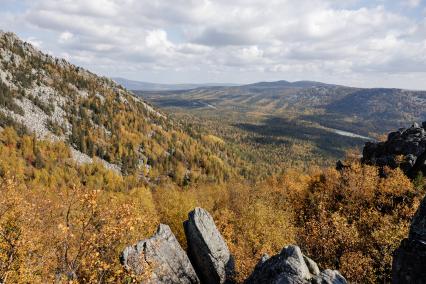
[1, 0, 426, 89]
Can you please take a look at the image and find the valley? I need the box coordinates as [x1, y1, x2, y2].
[131, 81, 425, 176]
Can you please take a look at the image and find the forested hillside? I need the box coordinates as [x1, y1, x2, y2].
[0, 31, 237, 184]
[139, 82, 426, 137]
[0, 31, 425, 283]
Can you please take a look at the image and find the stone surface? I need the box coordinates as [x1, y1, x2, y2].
[245, 245, 347, 284]
[120, 208, 347, 284]
[304, 255, 320, 276]
[245, 245, 311, 283]
[120, 224, 199, 284]
[184, 207, 235, 284]
[312, 270, 347, 284]
[362, 122, 426, 177]
[392, 195, 426, 283]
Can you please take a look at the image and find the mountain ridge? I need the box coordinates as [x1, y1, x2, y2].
[137, 80, 426, 137]
[113, 77, 239, 91]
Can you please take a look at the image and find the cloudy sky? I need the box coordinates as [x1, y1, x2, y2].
[1, 0, 426, 89]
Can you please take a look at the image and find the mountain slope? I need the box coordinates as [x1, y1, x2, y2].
[0, 31, 233, 183]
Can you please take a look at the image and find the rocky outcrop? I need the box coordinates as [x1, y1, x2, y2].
[121, 208, 345, 284]
[362, 122, 426, 177]
[245, 245, 347, 284]
[184, 207, 235, 284]
[120, 224, 199, 284]
[313, 270, 348, 284]
[392, 195, 426, 283]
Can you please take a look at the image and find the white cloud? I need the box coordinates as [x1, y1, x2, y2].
[26, 36, 42, 48]
[405, 0, 422, 8]
[58, 31, 73, 43]
[1, 0, 426, 88]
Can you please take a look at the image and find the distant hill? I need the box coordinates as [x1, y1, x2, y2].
[245, 80, 334, 89]
[112, 77, 239, 91]
[137, 81, 426, 137]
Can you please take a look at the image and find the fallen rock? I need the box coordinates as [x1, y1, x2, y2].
[120, 224, 199, 284]
[245, 245, 347, 284]
[392, 195, 426, 283]
[184, 207, 235, 284]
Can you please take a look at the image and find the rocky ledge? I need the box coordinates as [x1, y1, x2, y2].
[121, 207, 346, 283]
[362, 122, 426, 177]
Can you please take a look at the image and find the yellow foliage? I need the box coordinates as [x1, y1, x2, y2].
[0, 127, 422, 283]
[296, 160, 420, 283]
[202, 134, 225, 145]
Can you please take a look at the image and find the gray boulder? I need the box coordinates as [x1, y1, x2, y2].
[245, 245, 311, 284]
[312, 270, 347, 284]
[392, 195, 426, 283]
[304, 255, 320, 276]
[245, 245, 347, 284]
[184, 207, 235, 284]
[120, 224, 200, 284]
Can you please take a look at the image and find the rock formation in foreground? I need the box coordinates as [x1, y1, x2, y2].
[121, 208, 345, 283]
[184, 207, 235, 284]
[392, 194, 426, 283]
[245, 245, 346, 284]
[120, 224, 200, 283]
[363, 122, 426, 177]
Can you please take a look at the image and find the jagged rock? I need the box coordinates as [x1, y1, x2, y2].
[120, 224, 199, 284]
[362, 122, 426, 177]
[304, 255, 320, 276]
[392, 195, 426, 283]
[121, 209, 346, 284]
[245, 245, 347, 284]
[184, 207, 235, 284]
[245, 245, 311, 283]
[312, 270, 347, 284]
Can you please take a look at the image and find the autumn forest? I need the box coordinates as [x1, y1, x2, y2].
[0, 25, 425, 284]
